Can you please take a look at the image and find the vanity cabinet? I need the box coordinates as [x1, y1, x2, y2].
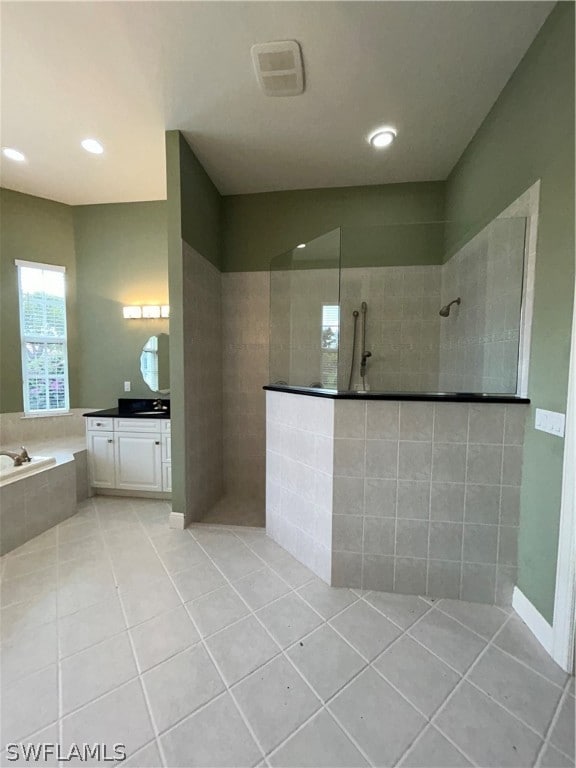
[87, 431, 116, 488]
[86, 418, 171, 495]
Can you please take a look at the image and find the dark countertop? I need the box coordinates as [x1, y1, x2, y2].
[83, 407, 170, 419]
[263, 385, 530, 404]
[84, 399, 170, 419]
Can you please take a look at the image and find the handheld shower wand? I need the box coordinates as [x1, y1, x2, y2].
[347, 310, 360, 390]
[360, 302, 371, 391]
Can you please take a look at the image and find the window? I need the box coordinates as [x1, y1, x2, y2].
[321, 304, 340, 388]
[16, 260, 69, 414]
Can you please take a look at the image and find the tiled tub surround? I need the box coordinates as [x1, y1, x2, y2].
[2, 500, 572, 768]
[0, 408, 87, 447]
[266, 391, 527, 605]
[0, 457, 77, 555]
[0, 408, 90, 555]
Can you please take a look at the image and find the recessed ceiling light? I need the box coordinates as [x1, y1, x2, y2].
[2, 147, 26, 162]
[296, 243, 306, 249]
[368, 128, 397, 149]
[81, 138, 104, 155]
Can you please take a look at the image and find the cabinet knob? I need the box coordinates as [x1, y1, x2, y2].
[155, 441, 160, 445]
[107, 439, 113, 443]
[96, 422, 103, 426]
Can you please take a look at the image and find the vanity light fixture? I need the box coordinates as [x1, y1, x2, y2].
[123, 306, 143, 319]
[296, 243, 306, 249]
[142, 305, 161, 319]
[81, 138, 104, 155]
[122, 305, 169, 320]
[2, 147, 26, 162]
[368, 127, 397, 149]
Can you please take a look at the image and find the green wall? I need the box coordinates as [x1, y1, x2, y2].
[222, 181, 446, 272]
[0, 188, 79, 413]
[74, 201, 168, 407]
[445, 1, 575, 622]
[178, 132, 222, 270]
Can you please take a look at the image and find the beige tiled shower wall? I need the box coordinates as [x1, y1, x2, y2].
[183, 243, 223, 521]
[331, 400, 527, 605]
[439, 217, 527, 393]
[339, 266, 442, 392]
[266, 391, 334, 581]
[221, 272, 270, 503]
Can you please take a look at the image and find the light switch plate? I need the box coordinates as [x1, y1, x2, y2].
[535, 408, 565, 437]
[124, 381, 131, 392]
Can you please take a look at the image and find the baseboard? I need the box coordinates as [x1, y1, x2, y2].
[512, 586, 553, 655]
[169, 511, 186, 530]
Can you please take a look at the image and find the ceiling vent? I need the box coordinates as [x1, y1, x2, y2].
[251, 41, 304, 97]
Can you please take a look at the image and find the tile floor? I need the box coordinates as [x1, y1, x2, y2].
[200, 495, 265, 528]
[0, 496, 574, 768]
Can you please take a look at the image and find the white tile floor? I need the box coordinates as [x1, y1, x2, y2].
[0, 496, 574, 768]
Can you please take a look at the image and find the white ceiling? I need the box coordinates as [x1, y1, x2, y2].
[1, 1, 553, 205]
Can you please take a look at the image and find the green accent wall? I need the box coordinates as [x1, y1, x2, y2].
[178, 132, 222, 270]
[74, 201, 168, 408]
[222, 181, 446, 272]
[0, 188, 79, 413]
[445, 2, 575, 622]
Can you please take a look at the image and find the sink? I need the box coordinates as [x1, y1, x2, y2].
[133, 411, 168, 416]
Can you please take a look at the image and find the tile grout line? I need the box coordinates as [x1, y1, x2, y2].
[534, 676, 574, 766]
[143, 524, 272, 765]
[425, 403, 436, 597]
[189, 527, 382, 765]
[425, 611, 543, 759]
[95, 498, 169, 768]
[495, 410, 506, 604]
[459, 404, 471, 600]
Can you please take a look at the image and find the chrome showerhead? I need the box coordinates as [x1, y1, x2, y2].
[439, 297, 461, 317]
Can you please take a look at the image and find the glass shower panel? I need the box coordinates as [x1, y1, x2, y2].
[338, 217, 527, 394]
[338, 222, 445, 392]
[269, 228, 341, 389]
[439, 216, 527, 394]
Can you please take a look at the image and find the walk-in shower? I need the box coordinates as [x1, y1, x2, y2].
[269, 213, 529, 395]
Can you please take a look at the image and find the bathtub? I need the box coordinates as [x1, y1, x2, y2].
[0, 454, 57, 486]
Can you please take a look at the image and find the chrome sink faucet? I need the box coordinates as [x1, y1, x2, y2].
[153, 399, 167, 411]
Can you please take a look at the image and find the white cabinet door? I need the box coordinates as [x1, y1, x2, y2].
[162, 462, 172, 492]
[115, 432, 162, 491]
[87, 431, 116, 488]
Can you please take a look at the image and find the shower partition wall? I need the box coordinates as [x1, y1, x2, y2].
[269, 213, 528, 395]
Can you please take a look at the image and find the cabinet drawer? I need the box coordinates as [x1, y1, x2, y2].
[113, 418, 162, 433]
[161, 420, 171, 434]
[161, 434, 171, 462]
[86, 417, 114, 431]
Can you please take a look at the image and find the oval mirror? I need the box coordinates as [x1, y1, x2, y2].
[140, 333, 170, 394]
